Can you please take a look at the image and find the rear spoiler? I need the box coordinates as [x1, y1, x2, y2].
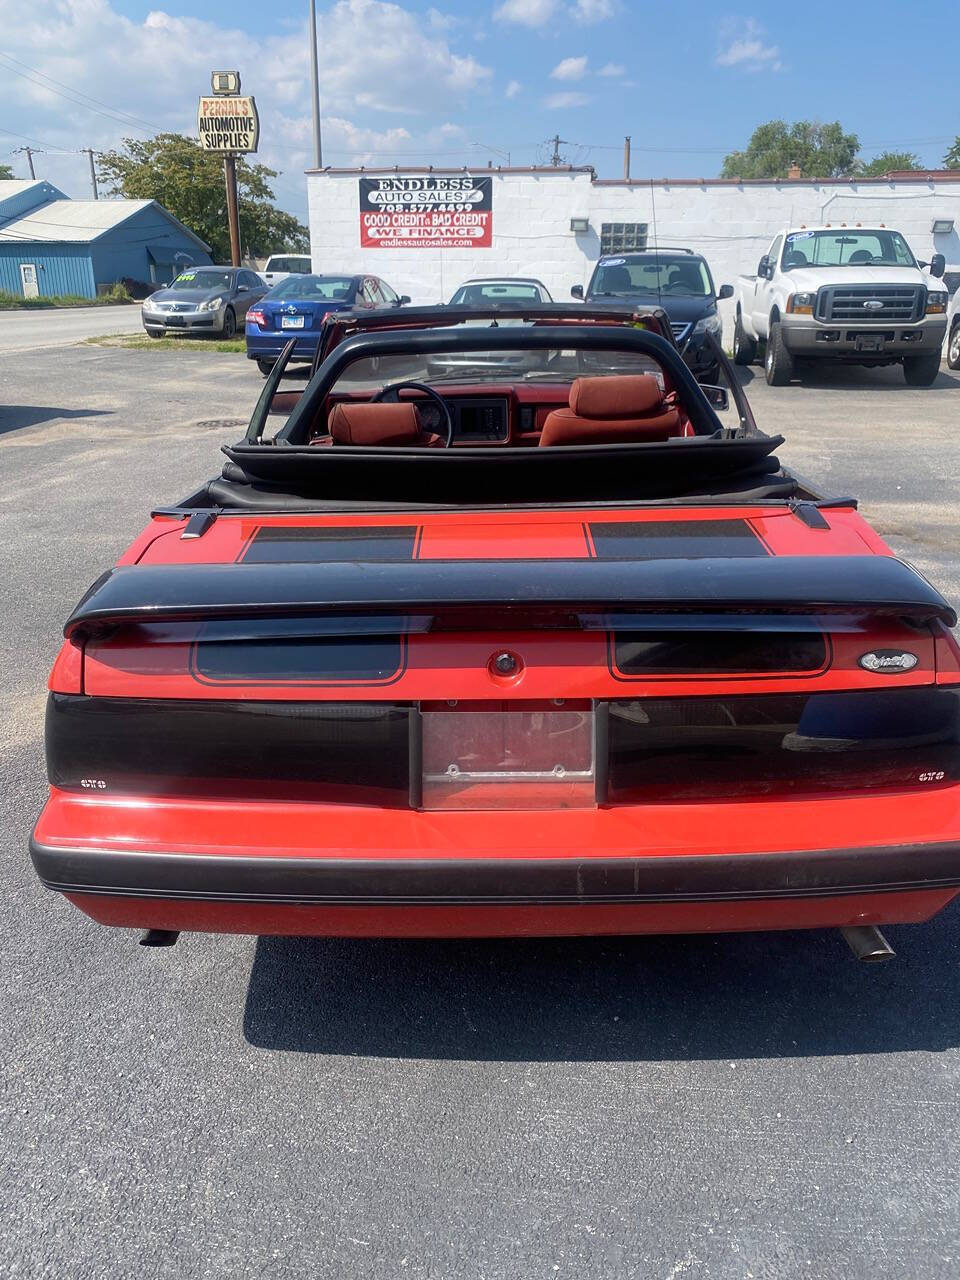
[64, 556, 956, 639]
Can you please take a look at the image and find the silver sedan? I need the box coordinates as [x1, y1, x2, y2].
[141, 266, 267, 339]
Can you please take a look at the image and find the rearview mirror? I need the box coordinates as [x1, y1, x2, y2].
[701, 384, 729, 411]
[571, 284, 584, 299]
[399, 294, 411, 305]
[929, 253, 946, 279]
[237, 284, 249, 292]
[757, 255, 771, 279]
[717, 283, 734, 300]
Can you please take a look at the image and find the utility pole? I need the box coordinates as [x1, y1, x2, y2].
[85, 148, 99, 199]
[16, 146, 37, 178]
[223, 154, 241, 266]
[549, 135, 569, 166]
[623, 135, 631, 181]
[309, 0, 323, 168]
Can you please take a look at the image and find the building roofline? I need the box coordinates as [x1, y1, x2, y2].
[304, 164, 960, 187]
[594, 173, 960, 187]
[305, 164, 596, 177]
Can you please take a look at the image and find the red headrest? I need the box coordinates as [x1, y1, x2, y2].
[568, 375, 663, 418]
[328, 402, 422, 446]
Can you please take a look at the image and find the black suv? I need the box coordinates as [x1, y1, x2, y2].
[572, 249, 733, 383]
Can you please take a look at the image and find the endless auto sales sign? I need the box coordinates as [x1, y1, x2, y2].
[197, 96, 260, 152]
[359, 175, 493, 249]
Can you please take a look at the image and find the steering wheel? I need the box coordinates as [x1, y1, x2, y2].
[372, 380, 454, 448]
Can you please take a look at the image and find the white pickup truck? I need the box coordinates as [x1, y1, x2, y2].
[733, 226, 948, 385]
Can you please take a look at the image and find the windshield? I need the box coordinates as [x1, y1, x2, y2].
[782, 230, 916, 269]
[333, 339, 665, 394]
[268, 275, 355, 302]
[450, 282, 542, 303]
[591, 256, 713, 298]
[266, 256, 311, 273]
[171, 270, 232, 291]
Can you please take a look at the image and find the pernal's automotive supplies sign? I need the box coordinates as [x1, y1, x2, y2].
[359, 175, 493, 249]
[197, 96, 260, 152]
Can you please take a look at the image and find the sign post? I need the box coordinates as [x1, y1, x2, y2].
[223, 155, 242, 267]
[197, 73, 259, 268]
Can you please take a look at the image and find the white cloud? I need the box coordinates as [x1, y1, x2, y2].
[426, 7, 458, 29]
[570, 0, 615, 21]
[551, 56, 588, 81]
[543, 91, 591, 108]
[598, 61, 624, 77]
[715, 18, 782, 72]
[505, 79, 523, 98]
[0, 0, 493, 213]
[493, 0, 558, 27]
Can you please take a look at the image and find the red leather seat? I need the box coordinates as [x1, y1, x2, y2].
[327, 402, 442, 447]
[538, 375, 682, 446]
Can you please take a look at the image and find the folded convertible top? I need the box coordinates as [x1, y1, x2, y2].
[65, 555, 957, 638]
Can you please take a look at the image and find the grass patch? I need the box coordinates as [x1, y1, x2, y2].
[0, 283, 136, 310]
[84, 333, 246, 354]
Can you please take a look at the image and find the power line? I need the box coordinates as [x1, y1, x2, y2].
[0, 52, 166, 135]
[0, 125, 75, 153]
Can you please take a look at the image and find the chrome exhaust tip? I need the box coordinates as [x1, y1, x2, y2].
[139, 929, 180, 948]
[841, 925, 895, 963]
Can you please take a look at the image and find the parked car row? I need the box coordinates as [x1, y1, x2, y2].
[143, 239, 957, 388]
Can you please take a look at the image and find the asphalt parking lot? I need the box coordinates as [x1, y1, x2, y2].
[2, 336, 960, 1280]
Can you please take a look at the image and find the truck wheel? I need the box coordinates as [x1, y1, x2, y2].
[733, 312, 756, 365]
[764, 321, 794, 386]
[902, 353, 941, 386]
[947, 322, 960, 372]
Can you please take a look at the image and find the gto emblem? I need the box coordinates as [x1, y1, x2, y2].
[859, 650, 919, 673]
[863, 300, 884, 310]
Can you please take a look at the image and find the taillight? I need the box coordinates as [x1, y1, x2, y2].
[46, 695, 414, 805]
[247, 308, 266, 327]
[606, 688, 960, 803]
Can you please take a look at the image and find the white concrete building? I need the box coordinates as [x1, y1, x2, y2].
[306, 166, 960, 324]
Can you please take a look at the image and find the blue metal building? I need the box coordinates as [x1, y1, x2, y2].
[0, 180, 211, 299]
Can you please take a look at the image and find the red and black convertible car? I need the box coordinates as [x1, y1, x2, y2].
[31, 303, 960, 960]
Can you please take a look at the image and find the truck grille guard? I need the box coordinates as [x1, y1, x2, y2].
[816, 285, 924, 325]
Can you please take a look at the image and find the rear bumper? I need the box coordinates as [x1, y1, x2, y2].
[245, 332, 320, 361]
[781, 317, 946, 360]
[30, 835, 960, 906]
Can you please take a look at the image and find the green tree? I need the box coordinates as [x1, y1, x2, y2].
[0, 163, 14, 180]
[721, 120, 860, 179]
[97, 133, 308, 261]
[858, 151, 922, 177]
[944, 137, 960, 169]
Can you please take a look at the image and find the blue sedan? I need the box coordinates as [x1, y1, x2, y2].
[245, 273, 409, 373]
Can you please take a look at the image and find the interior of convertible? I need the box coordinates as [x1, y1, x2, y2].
[185, 316, 800, 510]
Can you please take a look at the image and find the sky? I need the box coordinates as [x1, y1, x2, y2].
[1, 0, 956, 224]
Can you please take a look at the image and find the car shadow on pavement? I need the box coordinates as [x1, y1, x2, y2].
[0, 405, 113, 436]
[243, 904, 960, 1061]
[735, 365, 960, 392]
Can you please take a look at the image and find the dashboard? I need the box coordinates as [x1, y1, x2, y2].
[418, 396, 510, 442]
